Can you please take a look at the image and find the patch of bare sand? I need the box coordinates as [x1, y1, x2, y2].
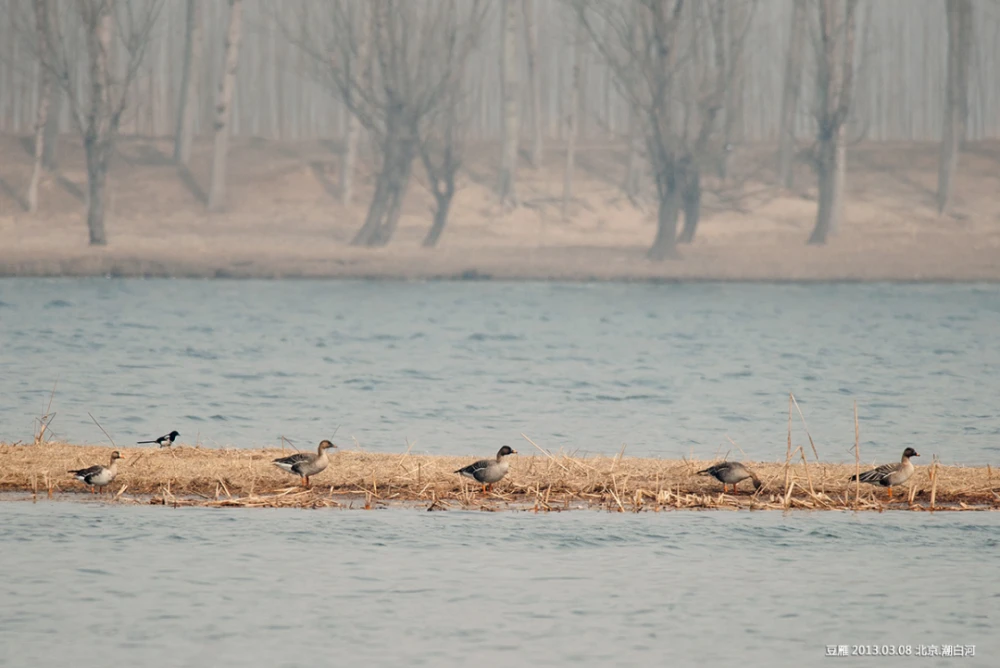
[1, 136, 998, 280]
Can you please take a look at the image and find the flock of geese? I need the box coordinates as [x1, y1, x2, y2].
[68, 429, 921, 501]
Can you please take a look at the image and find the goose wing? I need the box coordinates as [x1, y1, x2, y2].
[273, 453, 313, 474]
[69, 465, 103, 481]
[697, 463, 731, 477]
[853, 461, 900, 485]
[455, 459, 491, 482]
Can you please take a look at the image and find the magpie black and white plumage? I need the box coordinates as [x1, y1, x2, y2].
[455, 445, 517, 492]
[137, 430, 179, 447]
[69, 451, 122, 494]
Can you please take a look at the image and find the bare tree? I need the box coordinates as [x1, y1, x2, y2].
[778, 0, 807, 189]
[497, 0, 521, 207]
[38, 0, 162, 244]
[807, 0, 858, 245]
[417, 2, 484, 247]
[42, 87, 60, 169]
[579, 1, 749, 256]
[174, 0, 202, 166]
[208, 0, 244, 212]
[27, 0, 53, 214]
[937, 0, 972, 214]
[577, 0, 686, 260]
[677, 2, 753, 244]
[523, 0, 543, 167]
[288, 0, 486, 247]
[340, 2, 372, 206]
[717, 2, 748, 183]
[562, 14, 583, 220]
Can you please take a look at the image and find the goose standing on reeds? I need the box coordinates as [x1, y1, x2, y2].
[850, 447, 919, 499]
[697, 461, 762, 495]
[455, 446, 517, 492]
[69, 451, 122, 494]
[273, 440, 336, 487]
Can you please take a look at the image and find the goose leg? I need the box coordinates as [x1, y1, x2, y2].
[305, 476, 310, 488]
[888, 486, 893, 500]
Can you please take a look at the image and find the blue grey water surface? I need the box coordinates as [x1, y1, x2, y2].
[1, 279, 998, 464]
[0, 501, 996, 668]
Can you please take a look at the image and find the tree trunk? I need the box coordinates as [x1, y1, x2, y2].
[82, 3, 114, 246]
[42, 86, 60, 170]
[562, 20, 582, 221]
[778, 0, 806, 189]
[84, 138, 109, 245]
[423, 190, 453, 248]
[341, 2, 371, 206]
[624, 112, 642, 202]
[808, 0, 857, 245]
[719, 5, 745, 183]
[649, 188, 680, 261]
[677, 166, 701, 243]
[808, 126, 845, 244]
[937, 0, 969, 214]
[351, 136, 414, 247]
[957, 0, 972, 145]
[648, 166, 680, 261]
[28, 0, 52, 214]
[208, 0, 244, 212]
[522, 0, 542, 167]
[497, 0, 520, 207]
[174, 0, 202, 166]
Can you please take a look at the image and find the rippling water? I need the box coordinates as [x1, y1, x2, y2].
[2, 280, 998, 666]
[1, 279, 998, 464]
[0, 502, 996, 667]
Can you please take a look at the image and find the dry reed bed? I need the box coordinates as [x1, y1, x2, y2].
[1, 442, 997, 511]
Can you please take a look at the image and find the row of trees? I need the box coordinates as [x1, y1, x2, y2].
[3, 0, 986, 259]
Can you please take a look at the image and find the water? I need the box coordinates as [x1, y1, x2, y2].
[2, 280, 998, 666]
[1, 279, 999, 464]
[0, 502, 996, 668]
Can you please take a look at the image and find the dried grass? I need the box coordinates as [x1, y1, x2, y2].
[1, 441, 997, 512]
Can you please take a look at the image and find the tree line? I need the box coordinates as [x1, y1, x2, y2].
[0, 0, 993, 258]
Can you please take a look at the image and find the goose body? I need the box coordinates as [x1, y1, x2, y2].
[697, 461, 762, 494]
[851, 448, 919, 498]
[69, 451, 122, 494]
[456, 446, 517, 491]
[273, 440, 336, 487]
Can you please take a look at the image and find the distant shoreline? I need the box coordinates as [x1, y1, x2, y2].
[3, 244, 999, 282]
[4, 138, 1000, 283]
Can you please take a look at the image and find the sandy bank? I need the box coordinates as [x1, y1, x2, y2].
[2, 443, 996, 511]
[2, 137, 999, 281]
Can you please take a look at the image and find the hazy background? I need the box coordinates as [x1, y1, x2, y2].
[0, 0, 998, 279]
[2, 0, 999, 143]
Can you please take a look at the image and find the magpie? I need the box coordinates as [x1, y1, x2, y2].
[138, 430, 180, 447]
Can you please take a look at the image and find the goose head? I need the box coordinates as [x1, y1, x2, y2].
[496, 445, 517, 460]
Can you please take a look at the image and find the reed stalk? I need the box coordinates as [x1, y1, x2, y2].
[853, 401, 861, 509]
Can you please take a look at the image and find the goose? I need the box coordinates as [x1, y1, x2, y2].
[69, 451, 122, 494]
[455, 446, 517, 492]
[273, 440, 336, 487]
[850, 447, 919, 499]
[697, 461, 762, 495]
